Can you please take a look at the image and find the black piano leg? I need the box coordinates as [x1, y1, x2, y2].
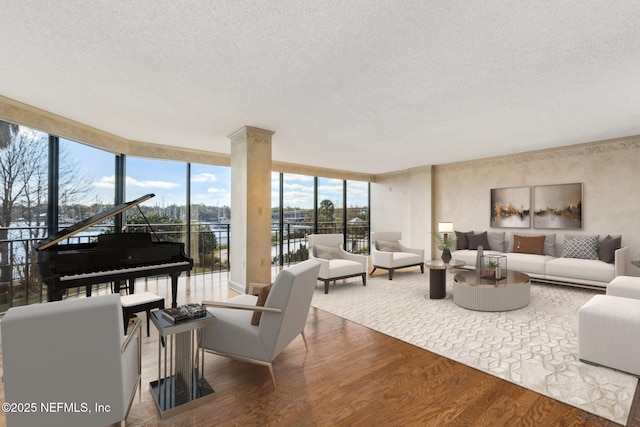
[128, 278, 135, 294]
[85, 284, 92, 297]
[47, 287, 65, 302]
[170, 272, 179, 308]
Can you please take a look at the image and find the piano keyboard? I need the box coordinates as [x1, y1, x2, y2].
[59, 261, 192, 282]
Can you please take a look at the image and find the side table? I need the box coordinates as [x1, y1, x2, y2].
[425, 259, 465, 299]
[149, 310, 217, 419]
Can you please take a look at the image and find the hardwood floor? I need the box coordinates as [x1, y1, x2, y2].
[1, 272, 638, 426]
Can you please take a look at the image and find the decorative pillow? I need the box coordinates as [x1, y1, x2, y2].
[598, 235, 621, 263]
[507, 233, 555, 256]
[467, 232, 491, 250]
[563, 235, 599, 260]
[513, 235, 545, 255]
[377, 240, 402, 252]
[315, 245, 342, 260]
[251, 284, 272, 325]
[455, 231, 473, 250]
[487, 231, 506, 252]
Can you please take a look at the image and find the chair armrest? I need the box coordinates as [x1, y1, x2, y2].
[339, 246, 368, 265]
[202, 300, 282, 313]
[308, 253, 330, 277]
[371, 245, 393, 266]
[121, 317, 141, 354]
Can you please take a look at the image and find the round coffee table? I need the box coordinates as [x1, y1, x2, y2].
[453, 270, 531, 311]
[425, 259, 465, 299]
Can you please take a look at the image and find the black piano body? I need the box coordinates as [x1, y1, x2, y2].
[36, 194, 193, 308]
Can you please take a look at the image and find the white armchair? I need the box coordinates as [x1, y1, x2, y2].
[371, 231, 425, 280]
[1, 294, 141, 427]
[308, 233, 368, 294]
[201, 259, 321, 389]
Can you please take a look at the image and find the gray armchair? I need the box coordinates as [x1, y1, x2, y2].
[1, 294, 141, 427]
[308, 233, 368, 294]
[201, 259, 321, 389]
[371, 231, 425, 280]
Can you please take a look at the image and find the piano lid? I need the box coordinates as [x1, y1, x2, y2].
[36, 193, 155, 251]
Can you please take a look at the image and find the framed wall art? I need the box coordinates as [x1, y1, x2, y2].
[490, 186, 531, 228]
[533, 183, 582, 229]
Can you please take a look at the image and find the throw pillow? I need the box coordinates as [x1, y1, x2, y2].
[315, 244, 342, 260]
[377, 240, 402, 252]
[251, 284, 272, 325]
[598, 235, 621, 263]
[467, 232, 491, 250]
[563, 235, 599, 260]
[513, 235, 545, 255]
[455, 231, 473, 250]
[487, 231, 505, 252]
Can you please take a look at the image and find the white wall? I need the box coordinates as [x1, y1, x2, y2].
[371, 166, 433, 259]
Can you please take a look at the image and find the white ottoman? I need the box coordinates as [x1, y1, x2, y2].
[578, 294, 640, 376]
[607, 276, 640, 300]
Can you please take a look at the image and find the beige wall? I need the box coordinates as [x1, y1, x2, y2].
[433, 136, 640, 276]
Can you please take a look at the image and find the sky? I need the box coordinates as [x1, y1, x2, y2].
[62, 139, 368, 209]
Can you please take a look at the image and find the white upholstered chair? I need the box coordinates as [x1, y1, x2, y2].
[201, 259, 321, 389]
[1, 294, 141, 427]
[308, 233, 368, 294]
[371, 231, 425, 280]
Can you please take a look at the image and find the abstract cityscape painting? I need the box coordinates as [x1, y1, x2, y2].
[490, 186, 530, 228]
[533, 183, 583, 229]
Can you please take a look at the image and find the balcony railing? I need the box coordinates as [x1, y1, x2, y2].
[0, 221, 369, 313]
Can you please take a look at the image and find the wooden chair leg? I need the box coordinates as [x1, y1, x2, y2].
[389, 268, 394, 280]
[370, 267, 377, 277]
[362, 273, 366, 286]
[324, 279, 330, 294]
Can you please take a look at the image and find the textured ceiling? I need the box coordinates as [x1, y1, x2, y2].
[2, 1, 640, 174]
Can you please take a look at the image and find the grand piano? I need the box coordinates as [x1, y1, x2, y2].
[36, 193, 193, 308]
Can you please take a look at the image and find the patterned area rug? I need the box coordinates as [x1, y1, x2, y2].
[311, 272, 637, 425]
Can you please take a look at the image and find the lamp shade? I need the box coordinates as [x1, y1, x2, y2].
[438, 222, 454, 233]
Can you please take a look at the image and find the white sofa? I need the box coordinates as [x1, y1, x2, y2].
[451, 231, 630, 289]
[578, 276, 640, 375]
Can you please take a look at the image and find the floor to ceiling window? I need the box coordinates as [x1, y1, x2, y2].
[0, 122, 49, 309]
[317, 177, 344, 234]
[346, 180, 369, 254]
[0, 118, 371, 311]
[125, 157, 187, 244]
[190, 164, 231, 275]
[59, 138, 116, 231]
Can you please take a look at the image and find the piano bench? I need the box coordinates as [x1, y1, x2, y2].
[121, 292, 165, 337]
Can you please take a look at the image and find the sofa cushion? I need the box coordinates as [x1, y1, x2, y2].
[452, 249, 502, 267]
[546, 257, 614, 283]
[455, 231, 473, 250]
[513, 234, 545, 255]
[504, 252, 550, 275]
[467, 232, 491, 250]
[599, 235, 621, 264]
[377, 240, 402, 252]
[391, 251, 423, 266]
[315, 245, 342, 260]
[563, 235, 599, 260]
